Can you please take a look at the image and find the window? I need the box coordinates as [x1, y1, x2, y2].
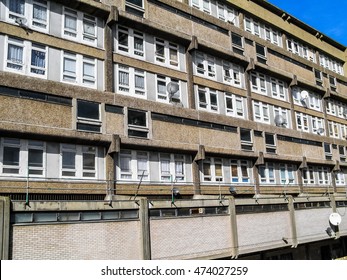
[197, 87, 219, 113]
[250, 72, 267, 95]
[240, 129, 253, 151]
[159, 153, 186, 182]
[230, 160, 250, 183]
[319, 53, 344, 75]
[28, 140, 44, 176]
[324, 143, 332, 160]
[256, 44, 266, 62]
[328, 121, 339, 138]
[302, 167, 315, 185]
[231, 33, 243, 51]
[6, 37, 47, 78]
[244, 16, 282, 46]
[317, 167, 330, 185]
[61, 144, 98, 179]
[63, 7, 97, 45]
[191, 0, 211, 14]
[314, 69, 323, 86]
[259, 163, 275, 184]
[273, 106, 289, 128]
[329, 76, 337, 91]
[119, 150, 149, 181]
[287, 38, 315, 62]
[117, 26, 144, 58]
[217, 3, 239, 26]
[156, 75, 181, 104]
[253, 101, 270, 124]
[265, 133, 276, 153]
[270, 78, 287, 100]
[6, 0, 49, 32]
[116, 65, 146, 98]
[0, 138, 47, 177]
[335, 171, 345, 186]
[339, 146, 346, 162]
[201, 157, 223, 182]
[127, 109, 149, 138]
[155, 38, 179, 67]
[302, 166, 331, 186]
[296, 112, 324, 134]
[1, 138, 20, 175]
[222, 61, 243, 88]
[194, 52, 216, 79]
[225, 93, 245, 118]
[125, 0, 144, 17]
[62, 52, 97, 88]
[279, 164, 295, 185]
[76, 100, 101, 133]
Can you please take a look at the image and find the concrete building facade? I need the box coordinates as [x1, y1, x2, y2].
[0, 0, 347, 259]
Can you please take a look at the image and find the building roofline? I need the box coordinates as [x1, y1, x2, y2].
[252, 0, 346, 51]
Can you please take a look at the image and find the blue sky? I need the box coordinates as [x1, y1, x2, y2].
[266, 0, 347, 46]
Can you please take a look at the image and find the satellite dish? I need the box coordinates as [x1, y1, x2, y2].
[167, 82, 179, 96]
[317, 128, 325, 135]
[15, 17, 28, 25]
[274, 114, 287, 127]
[300, 90, 309, 100]
[329, 212, 342, 226]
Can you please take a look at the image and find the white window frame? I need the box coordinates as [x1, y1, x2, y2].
[62, 51, 97, 88]
[194, 52, 216, 80]
[63, 6, 97, 46]
[222, 61, 243, 88]
[118, 150, 149, 182]
[335, 171, 346, 186]
[225, 92, 245, 118]
[6, 0, 49, 32]
[201, 157, 223, 183]
[259, 162, 275, 184]
[273, 106, 290, 128]
[253, 101, 270, 124]
[116, 64, 146, 98]
[156, 75, 181, 104]
[217, 3, 239, 26]
[159, 153, 186, 182]
[116, 25, 144, 59]
[295, 112, 309, 132]
[230, 160, 251, 183]
[0, 138, 47, 178]
[5, 36, 48, 78]
[279, 164, 296, 185]
[240, 129, 253, 151]
[154, 37, 179, 68]
[250, 72, 267, 95]
[76, 100, 101, 133]
[197, 86, 219, 113]
[127, 109, 149, 139]
[270, 78, 287, 101]
[302, 166, 315, 185]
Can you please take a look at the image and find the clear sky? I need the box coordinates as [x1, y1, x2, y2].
[266, 0, 347, 46]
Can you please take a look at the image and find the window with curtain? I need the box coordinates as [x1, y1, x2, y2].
[82, 146, 96, 178]
[7, 40, 24, 70]
[134, 70, 145, 95]
[64, 8, 77, 37]
[137, 152, 148, 180]
[32, 0, 48, 29]
[31, 44, 46, 75]
[63, 53, 76, 82]
[160, 154, 171, 181]
[9, 0, 25, 18]
[83, 57, 96, 86]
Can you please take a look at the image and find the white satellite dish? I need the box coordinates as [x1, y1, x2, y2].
[317, 128, 325, 135]
[300, 90, 309, 100]
[329, 212, 342, 226]
[15, 17, 28, 26]
[274, 114, 287, 127]
[167, 82, 179, 96]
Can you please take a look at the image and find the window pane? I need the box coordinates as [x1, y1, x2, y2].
[3, 146, 20, 166]
[9, 0, 25, 15]
[28, 149, 43, 167]
[77, 100, 99, 120]
[83, 153, 95, 170]
[240, 129, 251, 142]
[62, 151, 75, 169]
[128, 110, 146, 127]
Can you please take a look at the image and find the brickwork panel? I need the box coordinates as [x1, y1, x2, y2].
[150, 216, 231, 260]
[237, 211, 291, 254]
[11, 221, 142, 260]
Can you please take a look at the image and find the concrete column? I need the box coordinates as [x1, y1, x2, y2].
[139, 197, 151, 259]
[228, 197, 239, 258]
[287, 196, 298, 248]
[0, 196, 10, 260]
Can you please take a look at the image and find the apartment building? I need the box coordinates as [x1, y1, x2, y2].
[0, 0, 347, 260]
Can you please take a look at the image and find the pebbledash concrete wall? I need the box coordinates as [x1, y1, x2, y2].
[11, 221, 142, 260]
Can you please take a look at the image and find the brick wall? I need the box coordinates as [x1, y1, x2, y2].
[11, 221, 142, 260]
[150, 215, 231, 260]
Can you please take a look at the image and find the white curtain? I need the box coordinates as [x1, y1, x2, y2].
[9, 0, 24, 15]
[119, 71, 129, 86]
[33, 3, 47, 21]
[135, 74, 144, 89]
[65, 15, 77, 31]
